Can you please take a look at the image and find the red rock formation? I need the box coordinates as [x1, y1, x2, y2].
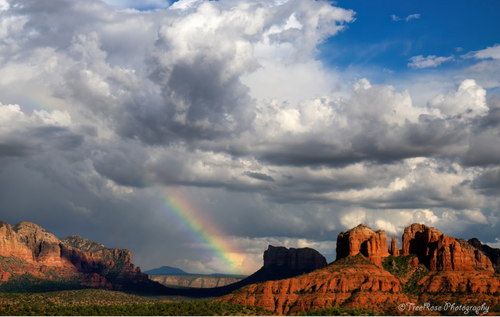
[402, 223, 493, 271]
[390, 236, 400, 256]
[336, 224, 390, 266]
[0, 221, 150, 289]
[0, 265, 10, 282]
[219, 256, 408, 315]
[418, 271, 500, 293]
[0, 221, 33, 260]
[215, 223, 500, 315]
[220, 223, 500, 315]
[263, 246, 327, 271]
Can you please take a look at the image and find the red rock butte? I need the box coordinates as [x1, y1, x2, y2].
[336, 224, 390, 266]
[401, 223, 493, 271]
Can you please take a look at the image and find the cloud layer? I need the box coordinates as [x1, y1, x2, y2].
[1, 0, 499, 274]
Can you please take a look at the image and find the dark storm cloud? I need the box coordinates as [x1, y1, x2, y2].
[120, 52, 256, 145]
[5, 0, 111, 54]
[34, 126, 84, 151]
[235, 114, 468, 169]
[255, 141, 360, 167]
[91, 141, 148, 188]
[400, 116, 467, 151]
[0, 121, 84, 159]
[458, 95, 500, 166]
[473, 167, 500, 195]
[244, 171, 275, 182]
[0, 141, 40, 157]
[462, 132, 500, 166]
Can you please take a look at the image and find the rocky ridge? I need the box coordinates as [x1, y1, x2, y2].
[0, 221, 152, 291]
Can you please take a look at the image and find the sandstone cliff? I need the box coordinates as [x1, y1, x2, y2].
[402, 223, 493, 271]
[0, 221, 152, 291]
[336, 224, 390, 266]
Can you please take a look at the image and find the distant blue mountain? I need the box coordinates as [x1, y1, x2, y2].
[143, 266, 189, 275]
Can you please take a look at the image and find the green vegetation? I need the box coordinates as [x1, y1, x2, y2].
[0, 274, 84, 293]
[382, 255, 429, 294]
[0, 289, 156, 306]
[0, 301, 275, 316]
[0, 289, 276, 316]
[382, 255, 416, 278]
[402, 266, 428, 294]
[298, 306, 380, 316]
[491, 304, 500, 313]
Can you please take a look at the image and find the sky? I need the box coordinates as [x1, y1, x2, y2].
[1, 0, 500, 275]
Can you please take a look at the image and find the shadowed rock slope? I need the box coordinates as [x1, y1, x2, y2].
[468, 237, 500, 273]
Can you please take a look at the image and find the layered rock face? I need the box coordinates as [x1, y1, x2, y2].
[336, 224, 389, 266]
[0, 221, 149, 290]
[263, 245, 327, 271]
[402, 223, 493, 271]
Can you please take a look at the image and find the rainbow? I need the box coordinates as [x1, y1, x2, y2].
[156, 187, 243, 275]
[10, 87, 68, 113]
